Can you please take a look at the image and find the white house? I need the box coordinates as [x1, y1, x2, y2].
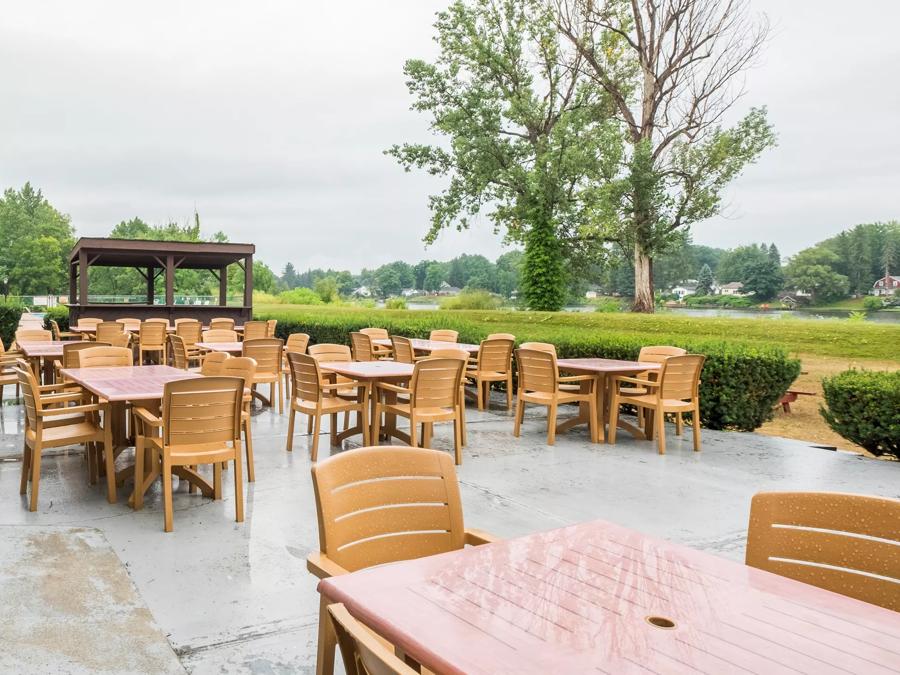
[872, 274, 900, 297]
[719, 281, 746, 296]
[670, 283, 697, 300]
[351, 286, 372, 298]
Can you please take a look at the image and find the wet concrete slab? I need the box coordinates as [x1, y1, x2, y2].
[0, 395, 897, 672]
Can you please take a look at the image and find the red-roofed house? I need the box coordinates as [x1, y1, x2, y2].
[872, 274, 900, 296]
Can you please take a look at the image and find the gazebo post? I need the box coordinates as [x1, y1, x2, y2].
[165, 255, 175, 307]
[243, 254, 253, 309]
[78, 250, 88, 306]
[219, 265, 228, 306]
[69, 263, 77, 305]
[146, 266, 155, 305]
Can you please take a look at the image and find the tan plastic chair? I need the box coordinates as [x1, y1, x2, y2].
[390, 335, 416, 364]
[620, 345, 687, 397]
[608, 354, 705, 454]
[243, 338, 284, 414]
[76, 318, 102, 329]
[138, 321, 167, 365]
[133, 377, 245, 532]
[349, 332, 379, 362]
[487, 332, 516, 341]
[243, 321, 268, 341]
[266, 319, 278, 337]
[173, 318, 194, 326]
[519, 341, 555, 353]
[360, 327, 392, 358]
[202, 329, 238, 343]
[374, 358, 465, 464]
[175, 319, 203, 364]
[95, 321, 125, 344]
[429, 329, 458, 343]
[428, 348, 469, 446]
[328, 603, 417, 675]
[15, 329, 51, 343]
[57, 341, 110, 382]
[17, 365, 112, 510]
[514, 348, 598, 445]
[107, 332, 132, 349]
[210, 318, 235, 330]
[200, 351, 228, 375]
[286, 352, 369, 460]
[169, 335, 190, 370]
[144, 317, 169, 324]
[308, 343, 351, 362]
[50, 319, 80, 341]
[467, 338, 514, 410]
[76, 346, 133, 368]
[221, 356, 258, 482]
[116, 318, 141, 331]
[308, 446, 495, 674]
[746, 491, 900, 612]
[283, 333, 311, 398]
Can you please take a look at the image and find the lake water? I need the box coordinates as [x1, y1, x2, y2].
[396, 302, 900, 323]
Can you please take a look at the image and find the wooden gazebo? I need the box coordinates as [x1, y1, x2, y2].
[67, 238, 255, 324]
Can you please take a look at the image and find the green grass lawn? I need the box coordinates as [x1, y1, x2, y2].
[256, 304, 898, 361]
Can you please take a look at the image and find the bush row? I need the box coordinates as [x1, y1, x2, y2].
[821, 370, 899, 459]
[258, 306, 801, 432]
[43, 305, 71, 332]
[0, 299, 26, 347]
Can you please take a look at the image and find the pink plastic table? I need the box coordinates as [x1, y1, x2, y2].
[196, 341, 243, 354]
[319, 519, 900, 674]
[59, 365, 199, 401]
[18, 341, 68, 383]
[373, 338, 480, 354]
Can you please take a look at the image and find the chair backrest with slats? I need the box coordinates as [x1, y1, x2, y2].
[169, 335, 189, 370]
[162, 377, 242, 448]
[519, 341, 556, 354]
[77, 346, 133, 368]
[16, 364, 40, 429]
[139, 321, 167, 348]
[411, 358, 463, 410]
[359, 327, 389, 340]
[638, 345, 687, 362]
[308, 343, 351, 363]
[77, 318, 102, 329]
[349, 332, 375, 362]
[210, 317, 235, 330]
[116, 318, 141, 331]
[242, 338, 282, 376]
[96, 321, 125, 343]
[242, 321, 268, 341]
[477, 338, 514, 373]
[202, 329, 238, 343]
[175, 320, 202, 347]
[311, 446, 466, 572]
[221, 356, 257, 398]
[285, 333, 310, 355]
[429, 329, 458, 343]
[63, 341, 109, 369]
[144, 317, 169, 324]
[659, 354, 705, 401]
[746, 491, 900, 612]
[287, 352, 322, 403]
[200, 351, 229, 375]
[16, 329, 51, 343]
[108, 332, 132, 349]
[390, 336, 415, 364]
[266, 319, 278, 337]
[516, 348, 558, 394]
[486, 332, 515, 341]
[49, 320, 65, 341]
[329, 604, 418, 675]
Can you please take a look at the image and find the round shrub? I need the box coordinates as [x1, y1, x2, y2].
[0, 298, 27, 346]
[278, 288, 323, 305]
[384, 296, 408, 310]
[821, 370, 900, 459]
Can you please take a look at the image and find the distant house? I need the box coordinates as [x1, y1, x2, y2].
[401, 288, 421, 298]
[436, 281, 461, 296]
[670, 283, 697, 300]
[719, 281, 746, 296]
[872, 274, 900, 296]
[351, 286, 372, 298]
[584, 286, 602, 300]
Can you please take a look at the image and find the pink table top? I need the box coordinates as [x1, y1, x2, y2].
[72, 324, 244, 333]
[319, 360, 414, 381]
[557, 357, 662, 374]
[374, 338, 480, 354]
[319, 519, 900, 674]
[59, 365, 199, 401]
[196, 341, 243, 353]
[18, 341, 68, 358]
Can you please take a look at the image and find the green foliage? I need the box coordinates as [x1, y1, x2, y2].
[684, 294, 753, 308]
[863, 295, 884, 310]
[384, 296, 408, 310]
[0, 298, 26, 346]
[314, 276, 340, 303]
[256, 305, 799, 431]
[252, 291, 282, 305]
[278, 287, 323, 305]
[43, 305, 70, 332]
[846, 311, 867, 323]
[785, 246, 849, 303]
[821, 370, 900, 459]
[592, 298, 624, 313]
[387, 0, 623, 310]
[820, 221, 900, 295]
[696, 264, 715, 295]
[439, 289, 502, 310]
[0, 184, 75, 294]
[521, 217, 566, 311]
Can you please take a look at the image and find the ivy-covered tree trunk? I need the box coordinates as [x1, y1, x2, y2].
[633, 244, 654, 313]
[522, 216, 566, 311]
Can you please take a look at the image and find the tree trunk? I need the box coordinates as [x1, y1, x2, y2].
[632, 244, 655, 313]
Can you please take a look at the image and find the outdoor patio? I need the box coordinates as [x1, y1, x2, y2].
[1, 394, 896, 674]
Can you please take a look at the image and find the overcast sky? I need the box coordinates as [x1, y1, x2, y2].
[1, 1, 897, 273]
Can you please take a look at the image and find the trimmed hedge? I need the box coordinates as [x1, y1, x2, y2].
[258, 306, 801, 431]
[0, 299, 26, 347]
[821, 370, 900, 459]
[43, 305, 70, 332]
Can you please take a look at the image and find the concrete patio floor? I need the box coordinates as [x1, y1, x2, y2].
[0, 394, 897, 674]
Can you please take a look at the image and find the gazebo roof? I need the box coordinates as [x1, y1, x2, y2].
[69, 237, 255, 270]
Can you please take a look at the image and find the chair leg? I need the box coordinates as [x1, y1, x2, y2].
[286, 407, 296, 451]
[409, 415, 417, 448]
[506, 375, 513, 410]
[311, 414, 322, 462]
[233, 448, 244, 523]
[162, 458, 174, 532]
[19, 441, 30, 495]
[587, 396, 599, 444]
[608, 394, 620, 445]
[692, 404, 702, 451]
[244, 418, 255, 482]
[277, 376, 283, 415]
[213, 462, 223, 499]
[656, 404, 666, 454]
[359, 403, 370, 445]
[513, 397, 524, 437]
[422, 423, 433, 448]
[134, 434, 145, 510]
[476, 379, 484, 411]
[547, 402, 557, 446]
[307, 414, 313, 434]
[329, 413, 338, 447]
[29, 442, 42, 511]
[676, 412, 683, 436]
[270, 382, 276, 411]
[453, 415, 462, 465]
[104, 435, 117, 504]
[459, 404, 467, 446]
[316, 596, 337, 675]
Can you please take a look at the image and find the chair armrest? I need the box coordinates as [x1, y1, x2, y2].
[558, 375, 595, 383]
[307, 552, 348, 580]
[613, 376, 659, 387]
[39, 403, 103, 417]
[464, 528, 498, 546]
[321, 380, 366, 392]
[41, 391, 86, 405]
[375, 382, 411, 395]
[38, 381, 78, 392]
[133, 407, 162, 427]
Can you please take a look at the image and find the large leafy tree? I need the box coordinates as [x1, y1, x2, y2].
[556, 0, 776, 311]
[388, 0, 622, 310]
[785, 247, 849, 303]
[0, 184, 75, 294]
